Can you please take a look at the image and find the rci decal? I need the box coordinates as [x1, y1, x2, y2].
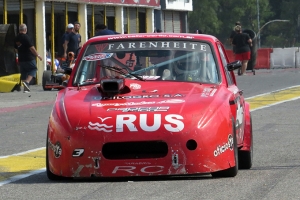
[112, 166, 164, 174]
[88, 114, 184, 132]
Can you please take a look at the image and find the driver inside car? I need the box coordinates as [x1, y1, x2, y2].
[173, 51, 202, 81]
[171, 51, 217, 83]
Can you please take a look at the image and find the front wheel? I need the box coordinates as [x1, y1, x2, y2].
[46, 129, 64, 180]
[211, 118, 238, 178]
[238, 114, 253, 169]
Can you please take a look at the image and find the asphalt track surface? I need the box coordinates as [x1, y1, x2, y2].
[1, 68, 300, 200]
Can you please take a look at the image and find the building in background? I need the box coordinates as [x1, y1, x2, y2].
[0, 0, 192, 85]
[156, 0, 193, 33]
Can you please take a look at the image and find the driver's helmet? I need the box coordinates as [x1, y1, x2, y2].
[174, 51, 200, 81]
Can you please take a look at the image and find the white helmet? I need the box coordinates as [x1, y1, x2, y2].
[174, 51, 200, 81]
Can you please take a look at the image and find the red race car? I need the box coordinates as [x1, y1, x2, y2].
[46, 33, 253, 180]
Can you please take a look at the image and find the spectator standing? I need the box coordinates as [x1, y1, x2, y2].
[73, 21, 82, 47]
[232, 25, 252, 76]
[94, 24, 119, 36]
[63, 22, 81, 60]
[61, 24, 74, 46]
[14, 24, 42, 93]
[60, 23, 73, 59]
[229, 21, 241, 53]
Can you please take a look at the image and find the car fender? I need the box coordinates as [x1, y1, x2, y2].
[241, 102, 252, 151]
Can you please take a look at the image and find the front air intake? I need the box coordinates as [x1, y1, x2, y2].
[99, 78, 125, 96]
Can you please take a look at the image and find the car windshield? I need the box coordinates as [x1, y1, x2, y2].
[73, 40, 219, 85]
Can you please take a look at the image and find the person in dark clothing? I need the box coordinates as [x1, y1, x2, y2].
[14, 24, 42, 93]
[73, 21, 82, 48]
[63, 23, 81, 59]
[94, 24, 119, 36]
[195, 29, 203, 34]
[229, 21, 241, 53]
[232, 25, 252, 76]
[154, 28, 162, 33]
[61, 24, 74, 46]
[60, 23, 73, 58]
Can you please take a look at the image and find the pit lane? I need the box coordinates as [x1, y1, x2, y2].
[0, 68, 300, 199]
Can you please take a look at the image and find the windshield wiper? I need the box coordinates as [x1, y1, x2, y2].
[101, 65, 144, 81]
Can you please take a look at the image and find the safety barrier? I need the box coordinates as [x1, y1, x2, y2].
[225, 48, 272, 69]
[225, 48, 300, 69]
[270, 47, 300, 68]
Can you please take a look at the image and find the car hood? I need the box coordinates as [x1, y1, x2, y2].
[61, 81, 226, 130]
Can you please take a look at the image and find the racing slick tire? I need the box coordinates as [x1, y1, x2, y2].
[46, 129, 69, 180]
[42, 70, 52, 91]
[211, 118, 238, 178]
[238, 114, 253, 169]
[46, 146, 63, 180]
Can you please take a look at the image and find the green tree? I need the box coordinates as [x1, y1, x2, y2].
[188, 0, 220, 34]
[188, 0, 273, 46]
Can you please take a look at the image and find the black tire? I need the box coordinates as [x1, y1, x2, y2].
[42, 70, 52, 91]
[238, 68, 242, 76]
[46, 64, 51, 71]
[247, 42, 257, 71]
[238, 114, 253, 169]
[46, 130, 63, 180]
[243, 29, 257, 71]
[211, 118, 238, 178]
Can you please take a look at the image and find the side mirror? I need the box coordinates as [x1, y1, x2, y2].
[227, 60, 242, 71]
[64, 67, 72, 75]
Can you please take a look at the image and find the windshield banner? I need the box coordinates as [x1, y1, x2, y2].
[94, 41, 211, 53]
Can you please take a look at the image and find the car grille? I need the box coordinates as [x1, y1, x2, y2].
[102, 141, 168, 159]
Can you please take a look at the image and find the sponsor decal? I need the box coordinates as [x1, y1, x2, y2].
[88, 114, 184, 132]
[201, 88, 217, 97]
[130, 83, 141, 89]
[107, 107, 169, 112]
[112, 166, 164, 174]
[210, 89, 217, 96]
[93, 94, 184, 100]
[83, 53, 113, 61]
[91, 99, 185, 107]
[48, 139, 62, 158]
[159, 99, 185, 104]
[236, 100, 244, 128]
[72, 149, 84, 157]
[213, 135, 234, 157]
[88, 117, 113, 132]
[142, 89, 158, 93]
